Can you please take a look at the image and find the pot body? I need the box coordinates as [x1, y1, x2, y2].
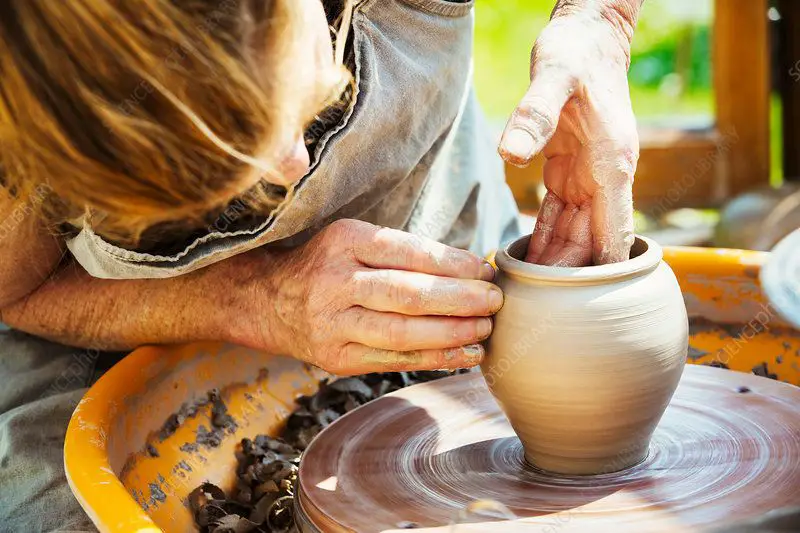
[482, 236, 688, 475]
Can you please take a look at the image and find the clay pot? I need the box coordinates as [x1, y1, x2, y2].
[482, 235, 688, 475]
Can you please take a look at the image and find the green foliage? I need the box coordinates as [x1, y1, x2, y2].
[474, 0, 715, 121]
[473, 0, 551, 119]
[629, 26, 712, 91]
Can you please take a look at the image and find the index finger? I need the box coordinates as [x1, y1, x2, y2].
[592, 178, 635, 265]
[352, 226, 495, 281]
[335, 343, 485, 375]
[588, 71, 638, 265]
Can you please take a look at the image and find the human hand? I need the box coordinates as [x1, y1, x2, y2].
[233, 219, 503, 375]
[498, 1, 642, 266]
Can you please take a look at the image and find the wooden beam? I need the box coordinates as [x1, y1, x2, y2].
[713, 0, 771, 193]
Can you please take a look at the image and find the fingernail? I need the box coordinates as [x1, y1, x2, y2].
[488, 287, 504, 312]
[462, 344, 485, 366]
[503, 128, 536, 161]
[481, 261, 496, 281]
[478, 318, 493, 339]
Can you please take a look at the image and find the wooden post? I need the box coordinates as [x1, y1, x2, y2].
[714, 0, 771, 194]
[777, 0, 800, 180]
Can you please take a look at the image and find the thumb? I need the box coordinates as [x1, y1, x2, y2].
[498, 66, 575, 167]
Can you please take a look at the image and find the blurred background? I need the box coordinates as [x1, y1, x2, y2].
[474, 0, 800, 251]
[476, 0, 716, 131]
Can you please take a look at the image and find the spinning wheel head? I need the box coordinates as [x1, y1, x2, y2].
[296, 366, 800, 532]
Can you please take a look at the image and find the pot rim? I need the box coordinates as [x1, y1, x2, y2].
[496, 234, 663, 285]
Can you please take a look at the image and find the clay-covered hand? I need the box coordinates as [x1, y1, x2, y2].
[498, 0, 642, 266]
[235, 219, 502, 375]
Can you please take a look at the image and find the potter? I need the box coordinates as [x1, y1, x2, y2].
[0, 0, 732, 527]
[482, 235, 689, 475]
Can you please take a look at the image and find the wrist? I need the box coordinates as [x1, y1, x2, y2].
[599, 0, 641, 47]
[206, 249, 285, 353]
[551, 0, 642, 63]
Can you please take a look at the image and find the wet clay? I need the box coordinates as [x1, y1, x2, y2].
[483, 235, 688, 474]
[296, 366, 800, 532]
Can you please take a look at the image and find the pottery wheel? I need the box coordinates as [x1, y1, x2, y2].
[296, 365, 800, 532]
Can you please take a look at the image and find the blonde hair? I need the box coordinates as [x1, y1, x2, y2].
[0, 0, 351, 243]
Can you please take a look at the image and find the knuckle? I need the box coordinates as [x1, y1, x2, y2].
[376, 271, 401, 306]
[323, 219, 366, 251]
[514, 99, 558, 136]
[350, 270, 375, 301]
[327, 218, 356, 235]
[442, 246, 468, 269]
[386, 277, 411, 309]
[442, 279, 468, 308]
[515, 98, 555, 122]
[321, 219, 347, 245]
[397, 239, 423, 270]
[464, 319, 486, 341]
[384, 316, 409, 349]
[356, 271, 407, 310]
[317, 228, 344, 258]
[464, 254, 484, 279]
[326, 346, 352, 375]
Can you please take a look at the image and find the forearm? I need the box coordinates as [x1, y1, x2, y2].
[0, 193, 65, 308]
[0, 254, 264, 351]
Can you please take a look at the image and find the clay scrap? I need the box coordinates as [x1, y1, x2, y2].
[190, 370, 468, 533]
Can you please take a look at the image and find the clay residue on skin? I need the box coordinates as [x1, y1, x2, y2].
[362, 345, 483, 370]
[416, 278, 464, 316]
[461, 344, 484, 366]
[440, 345, 484, 367]
[593, 182, 635, 265]
[361, 350, 427, 370]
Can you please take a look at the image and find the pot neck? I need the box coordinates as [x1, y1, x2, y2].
[496, 236, 663, 286]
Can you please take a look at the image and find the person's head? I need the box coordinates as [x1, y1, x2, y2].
[0, 0, 349, 242]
